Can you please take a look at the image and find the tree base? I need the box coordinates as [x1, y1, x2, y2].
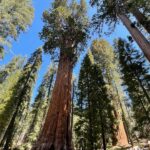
[32, 143, 73, 150]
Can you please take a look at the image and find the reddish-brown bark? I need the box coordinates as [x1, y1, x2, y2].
[32, 52, 73, 150]
[117, 120, 129, 147]
[112, 110, 129, 147]
[118, 13, 150, 62]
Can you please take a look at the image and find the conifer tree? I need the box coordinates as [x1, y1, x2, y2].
[0, 56, 25, 140]
[123, 0, 150, 34]
[114, 38, 150, 138]
[0, 56, 24, 83]
[91, 39, 129, 146]
[20, 65, 56, 150]
[0, 0, 34, 56]
[0, 48, 42, 150]
[74, 52, 115, 150]
[75, 52, 96, 150]
[90, 0, 150, 61]
[33, 0, 89, 149]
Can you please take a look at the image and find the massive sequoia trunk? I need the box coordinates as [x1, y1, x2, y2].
[32, 52, 73, 150]
[118, 14, 150, 62]
[130, 8, 150, 34]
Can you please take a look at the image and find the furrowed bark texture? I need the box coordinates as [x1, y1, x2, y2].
[118, 14, 150, 62]
[108, 76, 129, 147]
[117, 120, 129, 147]
[114, 83, 129, 147]
[33, 53, 73, 150]
[112, 109, 129, 147]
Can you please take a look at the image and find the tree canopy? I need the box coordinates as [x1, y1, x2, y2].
[0, 0, 34, 56]
[40, 0, 89, 63]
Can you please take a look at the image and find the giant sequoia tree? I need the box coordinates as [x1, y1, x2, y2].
[91, 39, 129, 146]
[91, 0, 150, 61]
[0, 48, 42, 150]
[114, 38, 150, 138]
[0, 0, 34, 57]
[74, 52, 115, 150]
[33, 0, 89, 150]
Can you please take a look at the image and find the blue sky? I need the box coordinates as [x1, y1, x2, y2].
[0, 0, 132, 101]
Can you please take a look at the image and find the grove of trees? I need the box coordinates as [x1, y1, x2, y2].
[0, 0, 149, 150]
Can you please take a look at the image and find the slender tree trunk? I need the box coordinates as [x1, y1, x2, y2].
[87, 74, 94, 150]
[130, 8, 150, 34]
[126, 54, 150, 115]
[47, 71, 55, 99]
[134, 73, 150, 104]
[118, 13, 150, 61]
[138, 79, 150, 103]
[138, 97, 149, 118]
[100, 118, 106, 150]
[32, 53, 73, 150]
[71, 81, 75, 135]
[99, 105, 106, 150]
[88, 99, 94, 150]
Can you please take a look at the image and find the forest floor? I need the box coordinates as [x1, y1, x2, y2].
[110, 139, 150, 150]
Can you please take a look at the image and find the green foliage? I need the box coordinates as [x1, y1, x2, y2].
[91, 0, 150, 33]
[91, 39, 132, 144]
[0, 56, 25, 83]
[0, 48, 42, 150]
[125, 0, 150, 12]
[40, 0, 89, 63]
[20, 65, 56, 150]
[90, 39, 127, 110]
[74, 51, 115, 149]
[114, 38, 150, 138]
[0, 0, 34, 55]
[90, 39, 123, 102]
[91, 0, 119, 33]
[91, 39, 115, 73]
[0, 56, 25, 140]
